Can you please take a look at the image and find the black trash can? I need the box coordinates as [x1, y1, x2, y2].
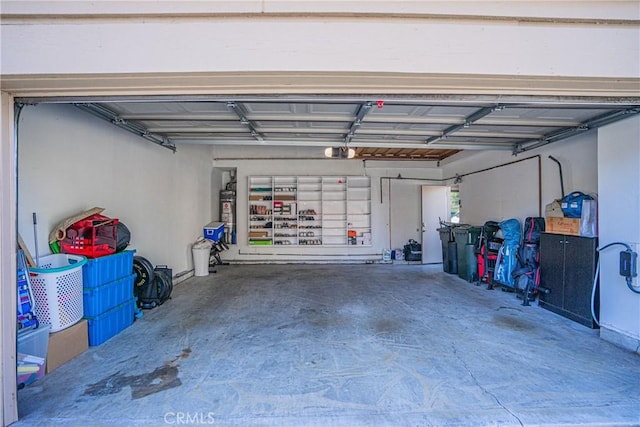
[447, 240, 458, 275]
[437, 227, 457, 273]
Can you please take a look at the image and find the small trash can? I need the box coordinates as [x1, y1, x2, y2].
[192, 239, 213, 277]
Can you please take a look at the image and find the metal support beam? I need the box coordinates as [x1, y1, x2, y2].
[226, 102, 264, 142]
[514, 107, 640, 154]
[171, 137, 513, 151]
[426, 105, 503, 145]
[345, 102, 373, 144]
[73, 103, 176, 152]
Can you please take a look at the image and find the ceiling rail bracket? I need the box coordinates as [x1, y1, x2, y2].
[426, 104, 504, 145]
[74, 103, 176, 152]
[345, 101, 373, 144]
[227, 101, 264, 142]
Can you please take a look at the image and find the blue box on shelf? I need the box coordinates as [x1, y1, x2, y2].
[204, 222, 224, 242]
[82, 250, 135, 287]
[85, 297, 136, 346]
[83, 273, 135, 317]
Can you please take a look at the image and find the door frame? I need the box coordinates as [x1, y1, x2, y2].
[1, 92, 18, 426]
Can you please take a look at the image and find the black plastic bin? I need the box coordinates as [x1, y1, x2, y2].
[448, 241, 458, 274]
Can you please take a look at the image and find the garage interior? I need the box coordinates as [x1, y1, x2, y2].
[2, 2, 640, 426]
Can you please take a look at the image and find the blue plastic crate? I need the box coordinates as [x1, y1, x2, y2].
[85, 297, 135, 346]
[82, 250, 135, 288]
[83, 273, 135, 317]
[203, 222, 224, 242]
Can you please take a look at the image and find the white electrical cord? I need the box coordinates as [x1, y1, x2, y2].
[591, 242, 640, 327]
[591, 260, 601, 327]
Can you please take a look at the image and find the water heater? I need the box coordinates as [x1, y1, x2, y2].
[220, 190, 236, 244]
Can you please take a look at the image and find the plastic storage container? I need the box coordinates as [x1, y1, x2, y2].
[83, 273, 136, 317]
[82, 250, 135, 288]
[85, 297, 136, 346]
[29, 254, 87, 332]
[83, 251, 136, 344]
[17, 325, 50, 387]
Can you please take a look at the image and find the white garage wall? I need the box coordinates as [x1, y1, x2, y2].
[212, 148, 443, 261]
[17, 104, 213, 275]
[442, 131, 598, 225]
[597, 116, 640, 352]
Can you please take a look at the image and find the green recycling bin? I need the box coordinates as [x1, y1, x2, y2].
[453, 226, 482, 282]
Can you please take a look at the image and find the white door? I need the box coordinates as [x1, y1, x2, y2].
[421, 186, 449, 264]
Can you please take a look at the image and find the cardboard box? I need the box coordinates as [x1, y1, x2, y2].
[545, 217, 581, 236]
[249, 231, 268, 238]
[46, 319, 88, 373]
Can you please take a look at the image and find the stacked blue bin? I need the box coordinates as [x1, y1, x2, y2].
[82, 250, 136, 346]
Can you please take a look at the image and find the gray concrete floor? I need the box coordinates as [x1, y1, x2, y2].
[15, 264, 640, 426]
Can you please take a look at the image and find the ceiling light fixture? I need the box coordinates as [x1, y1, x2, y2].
[324, 146, 355, 159]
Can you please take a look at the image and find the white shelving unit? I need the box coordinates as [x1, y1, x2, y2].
[322, 176, 347, 246]
[272, 176, 298, 246]
[297, 176, 322, 245]
[248, 176, 274, 246]
[347, 176, 372, 246]
[248, 176, 371, 246]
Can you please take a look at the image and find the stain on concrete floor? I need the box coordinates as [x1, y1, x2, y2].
[83, 351, 188, 400]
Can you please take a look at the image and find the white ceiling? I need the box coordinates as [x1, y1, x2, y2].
[33, 96, 640, 161]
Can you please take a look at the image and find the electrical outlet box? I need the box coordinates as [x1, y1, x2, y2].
[619, 250, 638, 278]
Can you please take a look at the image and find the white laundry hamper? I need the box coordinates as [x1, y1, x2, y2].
[29, 254, 87, 332]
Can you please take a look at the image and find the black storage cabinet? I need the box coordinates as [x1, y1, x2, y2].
[538, 233, 598, 328]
